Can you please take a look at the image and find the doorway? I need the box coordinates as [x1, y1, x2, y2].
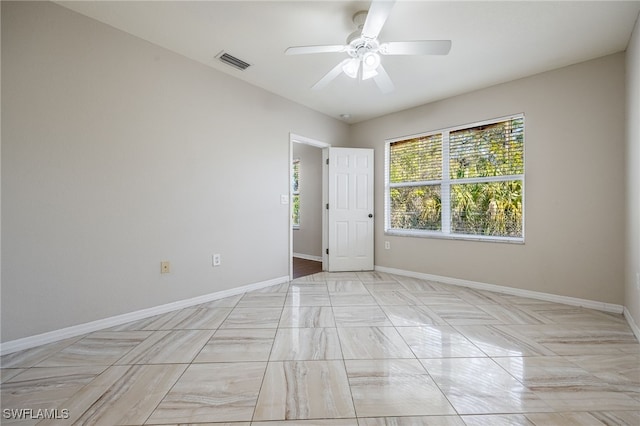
[289, 135, 375, 279]
[290, 135, 328, 279]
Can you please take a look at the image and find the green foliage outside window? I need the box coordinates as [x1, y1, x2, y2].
[292, 160, 300, 227]
[390, 185, 442, 231]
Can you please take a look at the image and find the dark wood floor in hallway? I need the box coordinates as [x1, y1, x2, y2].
[293, 257, 322, 279]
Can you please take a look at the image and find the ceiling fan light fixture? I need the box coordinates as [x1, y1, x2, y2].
[342, 58, 360, 79]
[363, 52, 380, 69]
[362, 52, 380, 80]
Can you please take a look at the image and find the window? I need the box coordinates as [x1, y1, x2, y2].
[386, 115, 524, 242]
[292, 159, 300, 228]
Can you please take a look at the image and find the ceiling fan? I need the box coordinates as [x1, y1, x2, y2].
[285, 0, 451, 93]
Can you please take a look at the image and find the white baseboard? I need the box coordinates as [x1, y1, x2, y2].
[293, 253, 323, 262]
[624, 307, 640, 341]
[375, 265, 625, 314]
[0, 275, 289, 356]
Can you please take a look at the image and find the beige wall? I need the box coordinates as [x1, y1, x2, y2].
[292, 143, 323, 259]
[1, 2, 348, 342]
[626, 13, 640, 330]
[350, 53, 626, 305]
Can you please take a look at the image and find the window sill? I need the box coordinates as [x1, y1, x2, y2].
[385, 229, 524, 244]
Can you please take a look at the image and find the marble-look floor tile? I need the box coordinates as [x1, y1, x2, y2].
[453, 325, 556, 357]
[493, 356, 603, 390]
[254, 360, 355, 420]
[194, 328, 276, 362]
[38, 364, 187, 426]
[106, 311, 179, 331]
[116, 330, 213, 364]
[4, 271, 638, 426]
[270, 328, 342, 360]
[396, 277, 450, 292]
[508, 324, 639, 355]
[337, 327, 414, 359]
[413, 291, 465, 306]
[589, 411, 640, 425]
[428, 302, 503, 325]
[449, 288, 504, 305]
[289, 281, 329, 291]
[492, 356, 639, 410]
[524, 306, 629, 326]
[332, 306, 392, 327]
[279, 306, 336, 328]
[219, 307, 282, 328]
[461, 414, 534, 425]
[0, 366, 106, 422]
[0, 368, 25, 383]
[397, 326, 486, 358]
[236, 293, 286, 308]
[369, 290, 422, 306]
[345, 359, 456, 417]
[147, 362, 266, 423]
[536, 391, 640, 411]
[358, 416, 464, 426]
[476, 304, 549, 325]
[35, 331, 152, 367]
[325, 272, 361, 280]
[252, 419, 358, 425]
[524, 412, 606, 425]
[286, 293, 332, 306]
[326, 280, 369, 294]
[566, 353, 640, 389]
[420, 358, 553, 415]
[363, 282, 407, 292]
[330, 294, 378, 306]
[381, 305, 446, 327]
[0, 337, 83, 369]
[147, 423, 250, 426]
[356, 271, 398, 282]
[159, 307, 231, 329]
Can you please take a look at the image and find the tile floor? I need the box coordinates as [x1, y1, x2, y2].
[1, 271, 639, 425]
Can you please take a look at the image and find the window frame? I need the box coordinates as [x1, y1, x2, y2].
[384, 114, 525, 243]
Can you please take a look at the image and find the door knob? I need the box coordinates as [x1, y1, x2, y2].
[368, 214, 373, 218]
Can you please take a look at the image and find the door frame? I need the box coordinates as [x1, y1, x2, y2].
[289, 133, 330, 280]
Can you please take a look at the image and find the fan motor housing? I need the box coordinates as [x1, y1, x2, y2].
[347, 37, 379, 59]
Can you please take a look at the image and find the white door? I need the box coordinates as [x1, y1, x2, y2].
[327, 147, 374, 271]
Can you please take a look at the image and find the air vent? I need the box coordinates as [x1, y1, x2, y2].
[216, 52, 251, 71]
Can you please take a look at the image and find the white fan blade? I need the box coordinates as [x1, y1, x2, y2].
[380, 40, 452, 55]
[285, 45, 347, 55]
[312, 59, 351, 90]
[361, 0, 396, 40]
[373, 63, 394, 93]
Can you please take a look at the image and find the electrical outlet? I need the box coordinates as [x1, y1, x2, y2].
[384, 241, 390, 250]
[160, 261, 170, 274]
[213, 254, 221, 267]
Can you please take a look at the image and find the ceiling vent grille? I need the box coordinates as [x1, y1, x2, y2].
[216, 52, 251, 71]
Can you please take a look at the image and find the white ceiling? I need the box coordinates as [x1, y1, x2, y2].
[57, 1, 640, 123]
